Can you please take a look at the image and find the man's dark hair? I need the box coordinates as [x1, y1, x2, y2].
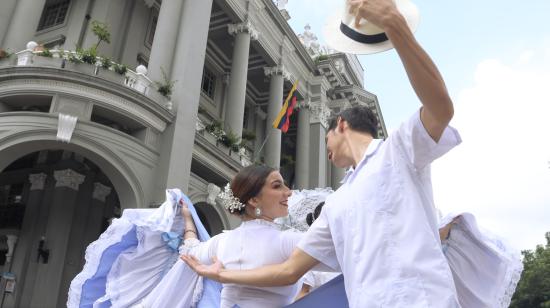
[327, 106, 378, 137]
[306, 201, 325, 226]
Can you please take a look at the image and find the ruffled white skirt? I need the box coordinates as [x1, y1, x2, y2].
[439, 212, 523, 308]
[67, 189, 221, 308]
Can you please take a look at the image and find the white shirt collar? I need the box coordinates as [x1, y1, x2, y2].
[341, 139, 383, 184]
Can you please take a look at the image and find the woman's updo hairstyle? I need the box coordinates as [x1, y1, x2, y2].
[229, 165, 275, 216]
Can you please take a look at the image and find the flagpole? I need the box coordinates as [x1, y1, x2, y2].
[255, 79, 298, 164]
[254, 129, 274, 163]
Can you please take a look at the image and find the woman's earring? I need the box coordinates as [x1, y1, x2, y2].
[255, 207, 262, 217]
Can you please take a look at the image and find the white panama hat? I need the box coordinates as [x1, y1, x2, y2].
[323, 0, 420, 55]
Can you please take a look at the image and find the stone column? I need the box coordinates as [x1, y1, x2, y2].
[112, 0, 135, 62]
[263, 66, 288, 168]
[331, 164, 346, 189]
[153, 0, 214, 201]
[221, 73, 231, 121]
[1, 174, 47, 308]
[18, 173, 53, 308]
[147, 0, 185, 81]
[29, 169, 85, 308]
[1, 0, 47, 51]
[0, 0, 17, 47]
[309, 103, 331, 188]
[254, 106, 267, 160]
[83, 183, 112, 247]
[295, 101, 311, 189]
[224, 22, 258, 138]
[80, 0, 133, 60]
[56, 174, 94, 307]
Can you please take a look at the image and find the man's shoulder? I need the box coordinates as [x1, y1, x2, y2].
[321, 188, 352, 219]
[325, 187, 346, 206]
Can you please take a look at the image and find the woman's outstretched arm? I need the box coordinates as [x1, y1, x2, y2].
[182, 248, 319, 287]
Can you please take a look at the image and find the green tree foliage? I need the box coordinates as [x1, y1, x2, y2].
[91, 20, 111, 50]
[510, 232, 550, 308]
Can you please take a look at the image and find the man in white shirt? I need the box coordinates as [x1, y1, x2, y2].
[183, 0, 461, 306]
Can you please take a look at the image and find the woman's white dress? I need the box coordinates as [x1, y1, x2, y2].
[68, 187, 522, 308]
[68, 190, 222, 308]
[180, 219, 304, 308]
[439, 212, 523, 308]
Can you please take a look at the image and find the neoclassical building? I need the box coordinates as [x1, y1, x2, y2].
[0, 0, 386, 306]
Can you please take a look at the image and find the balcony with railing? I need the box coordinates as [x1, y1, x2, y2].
[1, 41, 171, 110]
[194, 113, 254, 168]
[0, 41, 174, 151]
[0, 41, 254, 171]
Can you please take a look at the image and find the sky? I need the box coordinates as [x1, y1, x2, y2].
[283, 0, 550, 251]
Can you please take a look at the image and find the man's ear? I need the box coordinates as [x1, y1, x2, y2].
[337, 117, 346, 133]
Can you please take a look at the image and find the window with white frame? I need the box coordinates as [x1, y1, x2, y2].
[201, 67, 216, 100]
[37, 0, 71, 31]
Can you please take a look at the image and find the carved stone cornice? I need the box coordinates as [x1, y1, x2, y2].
[54, 169, 85, 190]
[93, 182, 112, 202]
[297, 99, 312, 110]
[29, 173, 48, 190]
[206, 183, 221, 206]
[310, 103, 331, 128]
[228, 22, 259, 40]
[275, 0, 288, 10]
[263, 65, 290, 80]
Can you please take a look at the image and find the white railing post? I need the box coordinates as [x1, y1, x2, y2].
[16, 41, 37, 66]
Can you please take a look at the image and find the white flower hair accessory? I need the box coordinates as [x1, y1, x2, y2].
[218, 183, 246, 213]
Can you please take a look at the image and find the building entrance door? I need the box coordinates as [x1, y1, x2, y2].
[0, 150, 121, 308]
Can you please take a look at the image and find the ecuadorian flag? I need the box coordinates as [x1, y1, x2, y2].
[272, 80, 298, 133]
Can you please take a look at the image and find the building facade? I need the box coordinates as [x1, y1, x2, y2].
[0, 0, 386, 306]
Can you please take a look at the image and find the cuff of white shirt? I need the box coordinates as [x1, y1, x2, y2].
[415, 109, 462, 148]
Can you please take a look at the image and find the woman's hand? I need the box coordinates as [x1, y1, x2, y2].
[181, 255, 225, 282]
[179, 199, 192, 218]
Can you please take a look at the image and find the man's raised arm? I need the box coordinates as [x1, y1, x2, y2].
[351, 0, 454, 141]
[182, 248, 319, 286]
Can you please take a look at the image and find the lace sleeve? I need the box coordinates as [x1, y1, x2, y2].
[179, 238, 200, 254]
[178, 234, 223, 264]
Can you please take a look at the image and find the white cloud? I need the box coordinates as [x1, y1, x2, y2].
[433, 49, 550, 251]
[286, 0, 340, 44]
[518, 50, 534, 65]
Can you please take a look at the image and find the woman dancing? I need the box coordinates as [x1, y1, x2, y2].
[152, 165, 326, 307]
